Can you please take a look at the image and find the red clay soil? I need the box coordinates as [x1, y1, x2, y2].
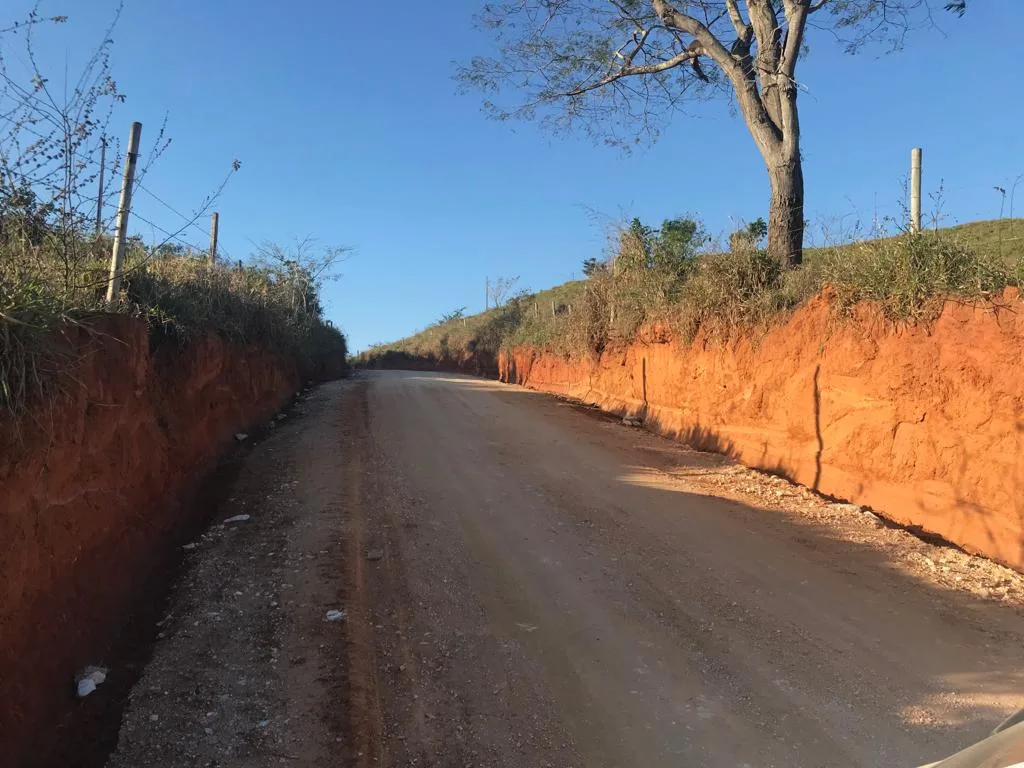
[375, 288, 1024, 572]
[0, 316, 300, 766]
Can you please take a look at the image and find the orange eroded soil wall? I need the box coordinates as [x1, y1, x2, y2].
[0, 316, 300, 760]
[493, 290, 1024, 569]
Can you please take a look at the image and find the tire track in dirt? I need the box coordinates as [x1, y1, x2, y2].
[337, 382, 385, 768]
[341, 380, 476, 767]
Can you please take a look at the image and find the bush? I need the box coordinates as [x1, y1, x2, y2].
[669, 246, 810, 342]
[566, 274, 613, 356]
[0, 275, 70, 418]
[567, 214, 706, 351]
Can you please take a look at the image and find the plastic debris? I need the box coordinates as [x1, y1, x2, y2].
[325, 609, 346, 622]
[234, 433, 248, 442]
[365, 549, 384, 562]
[224, 514, 251, 524]
[75, 666, 108, 698]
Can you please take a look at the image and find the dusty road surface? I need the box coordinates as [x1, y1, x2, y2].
[109, 370, 1024, 768]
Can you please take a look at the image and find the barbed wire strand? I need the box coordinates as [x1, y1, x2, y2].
[131, 210, 207, 253]
[134, 180, 212, 241]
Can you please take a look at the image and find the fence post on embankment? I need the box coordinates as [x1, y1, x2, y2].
[209, 212, 219, 264]
[105, 121, 142, 309]
[910, 147, 922, 233]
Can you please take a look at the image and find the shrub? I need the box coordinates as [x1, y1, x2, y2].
[670, 245, 807, 342]
[567, 273, 613, 356]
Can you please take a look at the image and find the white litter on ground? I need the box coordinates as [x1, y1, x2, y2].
[76, 666, 108, 697]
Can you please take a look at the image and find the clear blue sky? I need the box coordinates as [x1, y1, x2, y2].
[12, 1, 1024, 352]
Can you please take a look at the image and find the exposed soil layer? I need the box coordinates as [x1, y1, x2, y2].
[0, 316, 302, 766]
[372, 289, 1024, 571]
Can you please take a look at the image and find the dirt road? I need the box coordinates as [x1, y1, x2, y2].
[109, 371, 1024, 768]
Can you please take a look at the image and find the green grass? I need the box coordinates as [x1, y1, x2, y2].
[361, 219, 1024, 368]
[803, 219, 1024, 269]
[820, 226, 1014, 319]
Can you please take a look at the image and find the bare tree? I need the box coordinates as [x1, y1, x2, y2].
[458, 1, 966, 268]
[255, 237, 349, 317]
[487, 275, 520, 308]
[0, 7, 153, 241]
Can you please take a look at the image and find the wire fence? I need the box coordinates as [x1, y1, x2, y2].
[74, 119, 244, 296]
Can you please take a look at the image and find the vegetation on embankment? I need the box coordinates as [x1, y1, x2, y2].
[1, 230, 348, 420]
[358, 218, 1023, 369]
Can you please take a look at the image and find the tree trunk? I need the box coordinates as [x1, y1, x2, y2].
[766, 151, 804, 268]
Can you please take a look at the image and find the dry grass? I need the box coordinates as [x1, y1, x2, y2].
[0, 236, 347, 418]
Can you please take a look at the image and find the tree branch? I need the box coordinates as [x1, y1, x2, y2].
[724, 0, 753, 41]
[650, 0, 743, 81]
[566, 47, 698, 97]
[781, 1, 811, 79]
[649, 0, 784, 153]
[744, 0, 784, 131]
[622, 25, 653, 67]
[746, 0, 784, 70]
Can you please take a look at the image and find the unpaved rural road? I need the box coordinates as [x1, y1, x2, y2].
[109, 371, 1024, 768]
